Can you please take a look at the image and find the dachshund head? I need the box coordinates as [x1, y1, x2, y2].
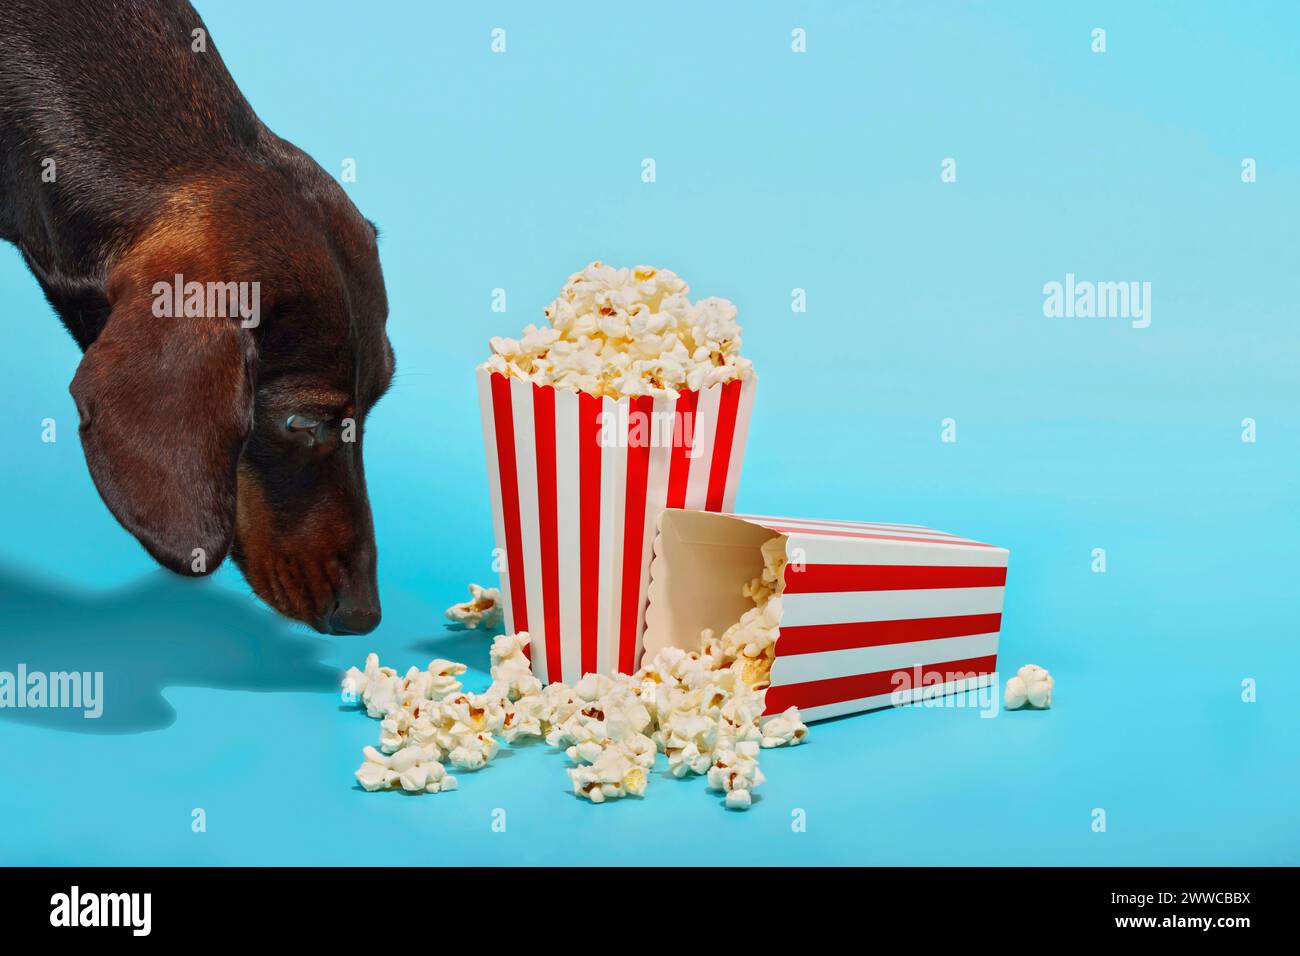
[69, 162, 393, 634]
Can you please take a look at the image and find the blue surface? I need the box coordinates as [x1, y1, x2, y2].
[1, 1, 1297, 865]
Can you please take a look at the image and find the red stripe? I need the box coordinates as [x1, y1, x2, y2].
[578, 391, 603, 676]
[664, 389, 698, 509]
[617, 395, 654, 674]
[490, 375, 528, 633]
[783, 564, 1007, 594]
[705, 379, 742, 512]
[532, 385, 561, 682]
[765, 525, 995, 548]
[777, 613, 1004, 655]
[764, 654, 998, 714]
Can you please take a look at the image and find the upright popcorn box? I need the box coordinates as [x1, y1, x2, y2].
[478, 370, 757, 684]
[644, 510, 1010, 722]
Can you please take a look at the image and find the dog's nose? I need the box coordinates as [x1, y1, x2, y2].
[325, 597, 381, 635]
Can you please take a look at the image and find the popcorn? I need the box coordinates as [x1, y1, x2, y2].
[342, 609, 809, 809]
[1004, 678, 1028, 710]
[441, 692, 507, 736]
[355, 746, 458, 794]
[448, 732, 501, 771]
[501, 695, 546, 743]
[1004, 663, 1054, 710]
[660, 711, 719, 778]
[706, 741, 765, 811]
[480, 262, 754, 400]
[424, 660, 468, 702]
[567, 743, 649, 804]
[566, 733, 656, 770]
[742, 536, 788, 608]
[700, 536, 788, 690]
[378, 706, 439, 756]
[487, 632, 542, 702]
[445, 583, 505, 630]
[759, 706, 809, 748]
[342, 653, 402, 718]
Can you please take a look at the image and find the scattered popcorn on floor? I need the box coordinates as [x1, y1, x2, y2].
[356, 745, 458, 794]
[707, 741, 766, 811]
[759, 707, 810, 748]
[343, 536, 808, 810]
[568, 743, 649, 804]
[1004, 663, 1054, 710]
[486, 632, 542, 702]
[445, 583, 504, 630]
[480, 262, 754, 400]
[342, 653, 400, 718]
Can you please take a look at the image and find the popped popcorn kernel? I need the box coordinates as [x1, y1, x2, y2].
[355, 745, 457, 794]
[448, 732, 501, 771]
[759, 706, 809, 748]
[342, 653, 402, 718]
[706, 741, 765, 811]
[1005, 663, 1054, 710]
[568, 742, 649, 803]
[445, 583, 505, 630]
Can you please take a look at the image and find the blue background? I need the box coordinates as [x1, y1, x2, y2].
[1, 1, 1296, 865]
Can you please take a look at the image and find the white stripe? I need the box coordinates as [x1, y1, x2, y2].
[477, 370, 515, 633]
[769, 632, 1000, 686]
[721, 377, 756, 512]
[780, 586, 1007, 627]
[753, 518, 964, 541]
[510, 379, 547, 681]
[772, 526, 986, 548]
[596, 395, 624, 678]
[554, 388, 582, 684]
[736, 513, 946, 533]
[634, 393, 675, 670]
[683, 385, 719, 510]
[792, 673, 997, 723]
[786, 533, 1011, 568]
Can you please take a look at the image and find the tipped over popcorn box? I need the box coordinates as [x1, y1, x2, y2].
[478, 263, 757, 684]
[644, 511, 1010, 722]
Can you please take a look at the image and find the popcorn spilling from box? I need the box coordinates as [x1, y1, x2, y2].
[444, 583, 504, 630]
[342, 587, 808, 810]
[1004, 664, 1054, 710]
[645, 510, 1011, 722]
[481, 261, 754, 399]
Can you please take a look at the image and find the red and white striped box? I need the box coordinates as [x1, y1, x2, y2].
[644, 510, 1009, 722]
[477, 369, 757, 684]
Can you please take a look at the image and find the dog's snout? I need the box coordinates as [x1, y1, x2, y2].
[323, 576, 381, 635]
[329, 606, 380, 635]
[325, 599, 380, 635]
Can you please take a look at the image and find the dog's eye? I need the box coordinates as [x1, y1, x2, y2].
[284, 414, 331, 445]
[286, 414, 322, 433]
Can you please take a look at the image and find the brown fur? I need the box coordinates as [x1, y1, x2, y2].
[2, 1, 393, 633]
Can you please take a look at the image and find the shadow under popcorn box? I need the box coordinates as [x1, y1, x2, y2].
[476, 368, 757, 684]
[645, 510, 1010, 722]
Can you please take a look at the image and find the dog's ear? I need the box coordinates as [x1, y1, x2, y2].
[70, 284, 256, 576]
